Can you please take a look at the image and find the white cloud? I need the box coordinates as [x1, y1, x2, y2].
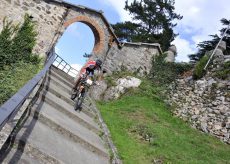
[172, 37, 196, 62]
[66, 23, 81, 38]
[69, 63, 82, 77]
[55, 46, 60, 54]
[189, 6, 200, 15]
[173, 0, 230, 61]
[99, 0, 230, 62]
[71, 63, 82, 71]
[98, 0, 133, 21]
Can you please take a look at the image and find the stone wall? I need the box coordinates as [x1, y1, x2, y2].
[167, 77, 230, 144]
[167, 44, 230, 144]
[103, 42, 161, 76]
[0, 0, 67, 57]
[0, 0, 161, 74]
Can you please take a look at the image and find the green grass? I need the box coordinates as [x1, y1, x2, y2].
[0, 61, 43, 105]
[97, 83, 230, 164]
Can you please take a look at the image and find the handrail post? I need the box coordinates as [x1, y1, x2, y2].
[67, 67, 71, 73]
[57, 59, 63, 68]
[63, 63, 68, 71]
[52, 52, 80, 77]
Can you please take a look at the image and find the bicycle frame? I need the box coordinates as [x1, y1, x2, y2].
[74, 75, 93, 110]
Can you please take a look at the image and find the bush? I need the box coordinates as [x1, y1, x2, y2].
[150, 53, 193, 86]
[214, 61, 230, 80]
[193, 55, 209, 79]
[0, 61, 43, 105]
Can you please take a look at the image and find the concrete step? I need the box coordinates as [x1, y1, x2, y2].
[42, 84, 96, 119]
[46, 74, 95, 118]
[14, 116, 109, 164]
[46, 73, 72, 95]
[46, 68, 97, 118]
[34, 99, 100, 134]
[1, 66, 111, 164]
[49, 68, 75, 88]
[44, 81, 96, 118]
[51, 65, 76, 83]
[46, 79, 73, 104]
[37, 92, 100, 132]
[2, 142, 62, 164]
[31, 102, 108, 158]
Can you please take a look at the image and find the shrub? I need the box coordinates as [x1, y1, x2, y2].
[0, 61, 43, 105]
[193, 55, 209, 79]
[150, 53, 193, 86]
[214, 61, 230, 80]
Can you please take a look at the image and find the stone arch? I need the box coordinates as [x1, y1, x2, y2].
[64, 15, 105, 55]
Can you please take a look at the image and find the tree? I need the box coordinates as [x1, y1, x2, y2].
[10, 14, 38, 63]
[0, 18, 18, 67]
[0, 14, 40, 67]
[112, 21, 140, 42]
[189, 18, 230, 62]
[83, 53, 92, 58]
[112, 0, 182, 51]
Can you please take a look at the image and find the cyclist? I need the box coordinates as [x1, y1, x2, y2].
[71, 59, 103, 100]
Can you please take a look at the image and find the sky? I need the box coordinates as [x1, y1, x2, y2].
[55, 0, 230, 70]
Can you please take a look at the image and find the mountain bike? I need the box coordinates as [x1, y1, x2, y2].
[71, 69, 106, 110]
[71, 75, 94, 111]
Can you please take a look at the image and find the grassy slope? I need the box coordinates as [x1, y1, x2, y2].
[0, 61, 43, 105]
[97, 81, 230, 164]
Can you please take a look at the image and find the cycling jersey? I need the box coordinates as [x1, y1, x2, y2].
[79, 60, 100, 77]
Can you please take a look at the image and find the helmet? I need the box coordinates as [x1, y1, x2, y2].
[96, 59, 102, 67]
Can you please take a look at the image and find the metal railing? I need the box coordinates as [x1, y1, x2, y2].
[0, 50, 56, 131]
[52, 53, 79, 77]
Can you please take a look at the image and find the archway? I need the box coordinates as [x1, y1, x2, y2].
[64, 15, 105, 55]
[54, 21, 95, 76]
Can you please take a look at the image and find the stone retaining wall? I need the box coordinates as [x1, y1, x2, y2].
[167, 77, 230, 144]
[167, 43, 230, 144]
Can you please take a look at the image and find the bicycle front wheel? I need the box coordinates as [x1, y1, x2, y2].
[71, 88, 78, 100]
[74, 92, 85, 110]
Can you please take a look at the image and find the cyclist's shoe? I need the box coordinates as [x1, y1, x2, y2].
[71, 94, 76, 100]
[71, 89, 78, 100]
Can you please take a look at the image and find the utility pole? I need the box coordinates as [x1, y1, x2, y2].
[204, 22, 230, 70]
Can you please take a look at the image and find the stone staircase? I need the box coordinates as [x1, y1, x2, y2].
[0, 66, 110, 164]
